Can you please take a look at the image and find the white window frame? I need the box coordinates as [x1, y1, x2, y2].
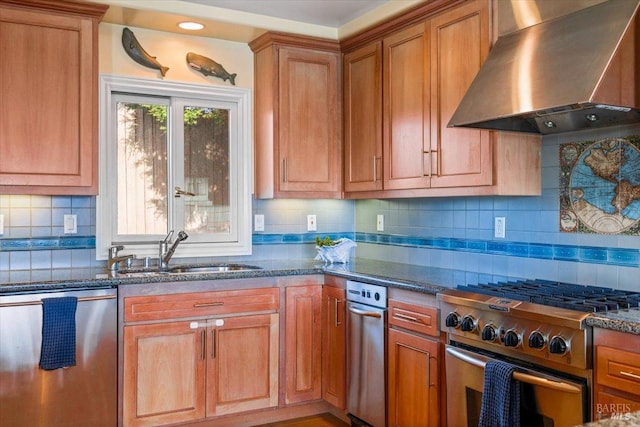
[97, 74, 253, 260]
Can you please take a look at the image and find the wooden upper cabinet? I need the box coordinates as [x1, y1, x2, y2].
[343, 42, 383, 192]
[0, 0, 107, 195]
[342, 0, 541, 198]
[429, 0, 492, 188]
[383, 22, 432, 190]
[250, 33, 342, 199]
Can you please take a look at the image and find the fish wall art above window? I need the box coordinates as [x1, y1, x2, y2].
[121, 27, 169, 77]
[186, 52, 237, 85]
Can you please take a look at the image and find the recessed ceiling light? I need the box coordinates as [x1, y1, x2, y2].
[178, 21, 204, 31]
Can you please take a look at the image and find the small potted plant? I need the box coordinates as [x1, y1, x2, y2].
[315, 236, 356, 263]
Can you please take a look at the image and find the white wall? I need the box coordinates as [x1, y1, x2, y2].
[99, 23, 254, 89]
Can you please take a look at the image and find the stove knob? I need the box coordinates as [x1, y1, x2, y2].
[549, 336, 568, 355]
[528, 331, 546, 350]
[504, 330, 520, 347]
[445, 312, 460, 328]
[481, 325, 498, 342]
[460, 315, 476, 332]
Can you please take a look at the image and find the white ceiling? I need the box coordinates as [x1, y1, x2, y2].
[182, 0, 389, 28]
[97, 0, 422, 42]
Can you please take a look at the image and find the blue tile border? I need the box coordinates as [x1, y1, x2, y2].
[0, 236, 95, 251]
[353, 232, 639, 268]
[2, 232, 638, 268]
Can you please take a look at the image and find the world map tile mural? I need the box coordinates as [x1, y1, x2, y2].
[560, 135, 640, 235]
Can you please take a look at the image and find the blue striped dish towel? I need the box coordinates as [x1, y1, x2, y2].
[478, 360, 521, 427]
[39, 296, 78, 370]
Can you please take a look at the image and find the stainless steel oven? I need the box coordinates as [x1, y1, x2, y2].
[346, 280, 387, 427]
[445, 343, 588, 426]
[439, 280, 640, 426]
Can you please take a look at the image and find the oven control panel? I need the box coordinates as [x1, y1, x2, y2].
[346, 280, 387, 309]
[438, 295, 590, 372]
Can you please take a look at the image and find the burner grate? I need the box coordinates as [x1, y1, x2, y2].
[458, 280, 640, 312]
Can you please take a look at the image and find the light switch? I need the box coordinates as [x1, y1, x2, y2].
[494, 217, 506, 239]
[376, 214, 384, 231]
[0, 214, 4, 235]
[254, 214, 264, 231]
[307, 214, 317, 231]
[64, 214, 77, 234]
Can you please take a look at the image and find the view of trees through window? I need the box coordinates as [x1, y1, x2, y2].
[116, 101, 230, 237]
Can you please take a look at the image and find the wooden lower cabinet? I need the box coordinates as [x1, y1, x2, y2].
[322, 286, 346, 408]
[388, 328, 440, 427]
[593, 328, 640, 421]
[123, 321, 205, 427]
[123, 313, 279, 427]
[285, 285, 323, 404]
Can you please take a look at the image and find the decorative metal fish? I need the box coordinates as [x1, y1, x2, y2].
[186, 52, 237, 85]
[121, 27, 169, 77]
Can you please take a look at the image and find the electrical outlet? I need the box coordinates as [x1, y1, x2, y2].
[494, 216, 506, 239]
[377, 214, 384, 231]
[254, 214, 264, 231]
[64, 214, 77, 234]
[307, 214, 317, 231]
[0, 214, 4, 235]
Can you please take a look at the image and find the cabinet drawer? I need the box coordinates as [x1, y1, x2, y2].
[124, 288, 279, 322]
[388, 299, 438, 337]
[597, 346, 640, 396]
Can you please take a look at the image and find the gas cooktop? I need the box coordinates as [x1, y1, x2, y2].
[457, 280, 640, 313]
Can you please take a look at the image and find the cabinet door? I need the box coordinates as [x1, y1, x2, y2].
[383, 22, 431, 190]
[429, 0, 492, 188]
[278, 47, 341, 195]
[322, 286, 346, 408]
[123, 322, 206, 427]
[207, 313, 279, 416]
[285, 285, 323, 404]
[344, 42, 383, 192]
[0, 5, 100, 194]
[388, 328, 440, 427]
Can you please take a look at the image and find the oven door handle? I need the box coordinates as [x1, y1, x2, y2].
[348, 305, 382, 318]
[446, 347, 582, 394]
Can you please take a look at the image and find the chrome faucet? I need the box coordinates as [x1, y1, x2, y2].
[108, 245, 136, 272]
[159, 230, 189, 270]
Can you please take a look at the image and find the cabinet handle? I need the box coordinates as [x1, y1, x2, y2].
[428, 354, 437, 387]
[200, 330, 206, 360]
[211, 329, 216, 359]
[620, 371, 640, 381]
[334, 298, 344, 326]
[431, 150, 438, 176]
[373, 156, 378, 183]
[394, 312, 423, 324]
[193, 302, 224, 308]
[283, 158, 288, 182]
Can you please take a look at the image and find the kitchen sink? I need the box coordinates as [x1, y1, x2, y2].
[114, 263, 263, 277]
[166, 264, 263, 274]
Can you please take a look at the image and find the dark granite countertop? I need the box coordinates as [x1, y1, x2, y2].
[575, 411, 640, 427]
[586, 308, 640, 335]
[0, 258, 457, 295]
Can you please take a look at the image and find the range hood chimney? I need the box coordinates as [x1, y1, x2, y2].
[449, 0, 640, 135]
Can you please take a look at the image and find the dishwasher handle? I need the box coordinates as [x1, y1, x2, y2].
[348, 304, 382, 318]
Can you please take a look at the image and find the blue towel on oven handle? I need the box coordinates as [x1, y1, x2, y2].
[478, 359, 521, 427]
[39, 296, 78, 370]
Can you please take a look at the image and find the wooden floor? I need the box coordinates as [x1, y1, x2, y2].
[254, 413, 350, 427]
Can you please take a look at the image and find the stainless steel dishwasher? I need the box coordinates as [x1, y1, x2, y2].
[346, 280, 387, 427]
[0, 286, 117, 427]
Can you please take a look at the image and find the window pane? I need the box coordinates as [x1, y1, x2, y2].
[116, 102, 168, 235]
[183, 106, 230, 234]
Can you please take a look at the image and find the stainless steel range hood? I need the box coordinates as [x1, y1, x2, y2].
[449, 0, 640, 135]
